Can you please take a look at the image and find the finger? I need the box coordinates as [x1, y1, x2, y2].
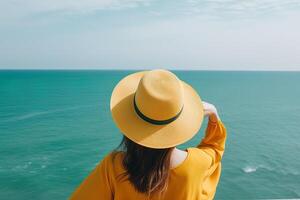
[204, 110, 211, 116]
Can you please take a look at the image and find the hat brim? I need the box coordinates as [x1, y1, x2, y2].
[110, 71, 204, 149]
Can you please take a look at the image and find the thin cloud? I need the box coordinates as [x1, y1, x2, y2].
[182, 0, 300, 18]
[0, 0, 153, 22]
[2, 0, 300, 22]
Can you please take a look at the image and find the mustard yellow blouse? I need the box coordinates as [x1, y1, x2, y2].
[70, 120, 226, 200]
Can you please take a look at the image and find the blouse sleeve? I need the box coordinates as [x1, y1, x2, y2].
[197, 120, 227, 199]
[69, 155, 114, 200]
[197, 119, 227, 165]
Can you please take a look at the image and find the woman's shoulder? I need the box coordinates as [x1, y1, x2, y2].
[185, 147, 213, 170]
[100, 151, 126, 173]
[170, 148, 212, 180]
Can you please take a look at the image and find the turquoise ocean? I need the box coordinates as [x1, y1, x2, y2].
[0, 70, 300, 200]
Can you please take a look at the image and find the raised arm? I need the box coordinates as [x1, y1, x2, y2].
[196, 101, 227, 199]
[197, 101, 226, 164]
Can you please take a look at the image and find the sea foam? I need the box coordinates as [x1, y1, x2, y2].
[242, 166, 257, 173]
[1, 105, 96, 123]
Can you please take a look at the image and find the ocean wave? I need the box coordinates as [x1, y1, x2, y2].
[0, 104, 97, 123]
[11, 111, 50, 121]
[242, 164, 300, 177]
[242, 166, 258, 173]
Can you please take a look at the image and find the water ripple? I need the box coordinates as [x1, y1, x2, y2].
[0, 105, 97, 123]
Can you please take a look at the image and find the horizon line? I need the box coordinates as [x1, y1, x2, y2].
[0, 68, 300, 72]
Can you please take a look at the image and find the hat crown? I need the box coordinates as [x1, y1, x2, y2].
[135, 69, 184, 121]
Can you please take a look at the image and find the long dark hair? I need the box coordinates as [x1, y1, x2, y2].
[114, 136, 174, 196]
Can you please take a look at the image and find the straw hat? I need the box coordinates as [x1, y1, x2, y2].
[110, 69, 204, 149]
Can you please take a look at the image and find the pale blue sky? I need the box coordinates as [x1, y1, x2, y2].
[1, 0, 300, 70]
